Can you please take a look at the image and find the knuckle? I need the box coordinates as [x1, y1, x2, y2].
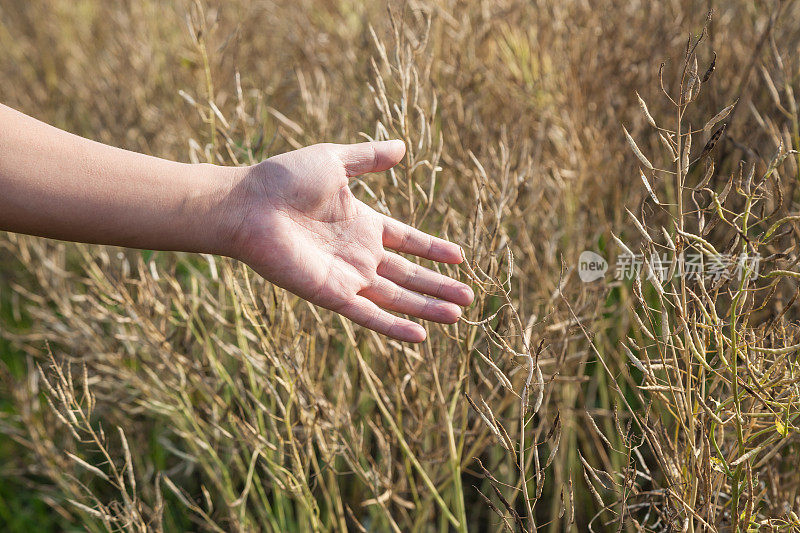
[363, 307, 380, 329]
[396, 256, 414, 285]
[386, 316, 401, 337]
[435, 275, 446, 297]
[399, 229, 411, 251]
[420, 296, 433, 317]
[403, 265, 415, 287]
[319, 143, 343, 164]
[390, 286, 403, 307]
[369, 143, 379, 171]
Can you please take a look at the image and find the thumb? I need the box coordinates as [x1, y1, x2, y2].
[338, 140, 406, 177]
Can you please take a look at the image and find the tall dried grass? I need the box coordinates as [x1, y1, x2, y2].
[0, 0, 798, 531]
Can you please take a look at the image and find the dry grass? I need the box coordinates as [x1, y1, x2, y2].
[0, 0, 799, 531]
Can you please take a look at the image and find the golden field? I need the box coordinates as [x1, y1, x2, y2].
[0, 1, 799, 531]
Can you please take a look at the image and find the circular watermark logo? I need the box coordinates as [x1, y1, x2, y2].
[578, 250, 608, 282]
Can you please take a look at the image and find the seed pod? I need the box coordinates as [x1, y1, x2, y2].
[640, 168, 661, 205]
[701, 51, 716, 82]
[682, 131, 691, 174]
[659, 132, 677, 161]
[636, 91, 657, 128]
[698, 123, 727, 161]
[703, 101, 736, 132]
[624, 344, 648, 374]
[696, 160, 715, 190]
[622, 125, 654, 170]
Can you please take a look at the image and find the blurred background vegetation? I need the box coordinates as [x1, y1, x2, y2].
[0, 0, 799, 531]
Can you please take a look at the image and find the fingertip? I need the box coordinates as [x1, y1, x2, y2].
[456, 284, 475, 306]
[340, 140, 406, 176]
[441, 302, 463, 324]
[450, 244, 466, 264]
[406, 324, 427, 343]
[376, 139, 406, 172]
[384, 139, 406, 160]
[435, 243, 465, 264]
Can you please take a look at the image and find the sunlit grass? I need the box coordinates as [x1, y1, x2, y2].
[0, 1, 799, 531]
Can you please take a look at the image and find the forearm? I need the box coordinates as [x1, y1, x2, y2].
[0, 104, 238, 254]
[0, 107, 473, 341]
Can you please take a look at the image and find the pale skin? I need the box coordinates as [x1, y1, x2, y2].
[0, 104, 473, 342]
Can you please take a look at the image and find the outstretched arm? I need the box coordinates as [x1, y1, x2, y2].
[0, 103, 473, 342]
[0, 103, 231, 253]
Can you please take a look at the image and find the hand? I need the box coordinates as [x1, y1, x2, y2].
[224, 141, 474, 343]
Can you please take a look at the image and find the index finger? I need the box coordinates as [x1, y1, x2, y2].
[382, 215, 463, 264]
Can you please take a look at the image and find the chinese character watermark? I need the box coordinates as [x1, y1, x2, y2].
[578, 250, 761, 283]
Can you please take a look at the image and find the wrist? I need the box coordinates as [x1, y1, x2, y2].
[187, 162, 251, 258]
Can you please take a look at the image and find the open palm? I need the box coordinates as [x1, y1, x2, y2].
[229, 141, 473, 342]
